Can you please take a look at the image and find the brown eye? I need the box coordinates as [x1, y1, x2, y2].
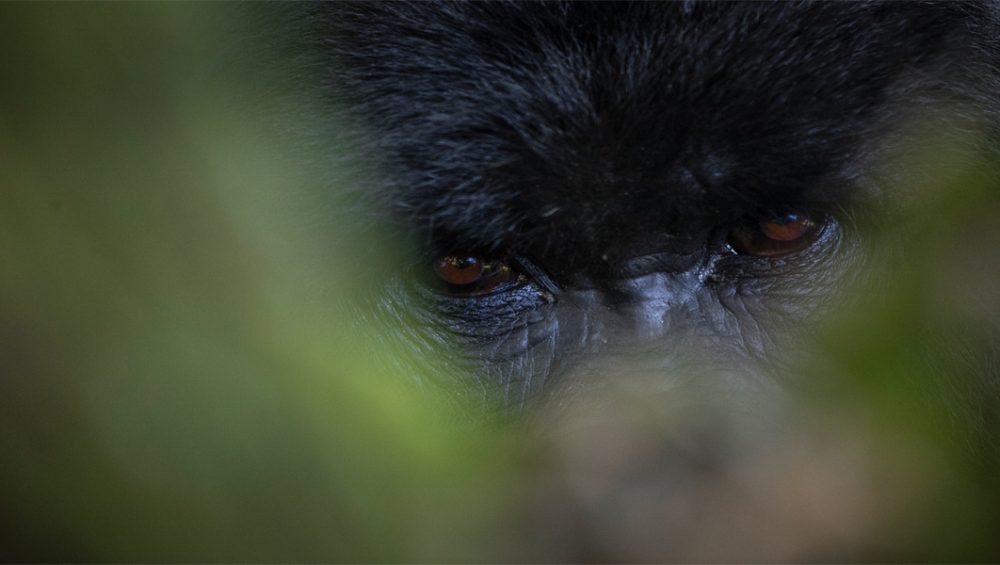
[433, 255, 523, 296]
[434, 256, 484, 285]
[729, 213, 825, 257]
[760, 214, 813, 241]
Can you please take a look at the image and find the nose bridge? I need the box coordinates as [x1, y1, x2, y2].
[597, 270, 706, 341]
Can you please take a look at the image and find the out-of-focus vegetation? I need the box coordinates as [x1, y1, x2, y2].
[2, 4, 999, 561]
[0, 5, 519, 560]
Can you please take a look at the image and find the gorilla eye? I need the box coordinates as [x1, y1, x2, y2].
[728, 212, 825, 257]
[433, 255, 524, 296]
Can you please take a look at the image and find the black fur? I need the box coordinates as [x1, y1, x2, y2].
[316, 2, 997, 280]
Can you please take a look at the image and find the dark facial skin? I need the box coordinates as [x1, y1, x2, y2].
[315, 2, 1000, 411]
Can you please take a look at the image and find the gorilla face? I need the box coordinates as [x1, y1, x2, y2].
[318, 2, 1000, 411]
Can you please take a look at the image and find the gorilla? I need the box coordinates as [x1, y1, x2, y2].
[307, 1, 1000, 559]
[315, 1, 1000, 403]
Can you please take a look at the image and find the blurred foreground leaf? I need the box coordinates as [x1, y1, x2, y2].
[0, 4, 517, 560]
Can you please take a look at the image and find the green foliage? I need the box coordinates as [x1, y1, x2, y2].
[2, 4, 998, 561]
[0, 5, 516, 560]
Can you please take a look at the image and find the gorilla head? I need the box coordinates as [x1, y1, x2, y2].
[316, 1, 1000, 419]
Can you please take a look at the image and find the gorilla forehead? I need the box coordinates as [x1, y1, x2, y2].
[326, 2, 976, 249]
